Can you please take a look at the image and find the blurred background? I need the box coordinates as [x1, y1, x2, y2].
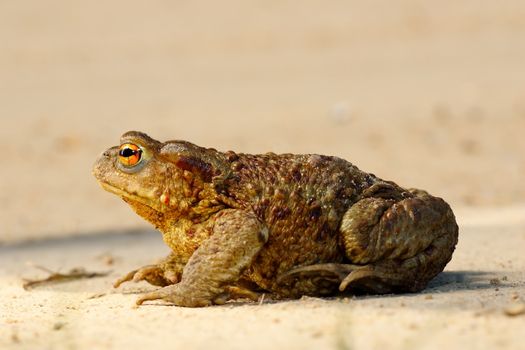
[1, 0, 524, 243]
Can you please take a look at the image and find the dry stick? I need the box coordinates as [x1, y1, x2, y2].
[22, 265, 111, 290]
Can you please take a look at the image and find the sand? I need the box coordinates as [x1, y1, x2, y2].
[1, 1, 524, 349]
[1, 217, 524, 349]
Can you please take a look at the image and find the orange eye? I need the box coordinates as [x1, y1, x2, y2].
[118, 143, 143, 167]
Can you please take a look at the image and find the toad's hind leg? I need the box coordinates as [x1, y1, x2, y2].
[278, 188, 458, 295]
[338, 188, 458, 293]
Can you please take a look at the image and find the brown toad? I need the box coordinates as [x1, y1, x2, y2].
[92, 131, 458, 307]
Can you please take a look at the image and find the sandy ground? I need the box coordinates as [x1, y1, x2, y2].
[1, 217, 524, 350]
[1, 1, 525, 349]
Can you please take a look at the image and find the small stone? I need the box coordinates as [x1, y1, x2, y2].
[53, 322, 66, 330]
[311, 330, 323, 338]
[503, 302, 525, 317]
[328, 101, 352, 124]
[11, 332, 20, 343]
[102, 255, 115, 265]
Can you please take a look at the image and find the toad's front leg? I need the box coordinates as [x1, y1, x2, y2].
[136, 209, 268, 307]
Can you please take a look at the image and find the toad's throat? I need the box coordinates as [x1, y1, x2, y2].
[97, 181, 164, 212]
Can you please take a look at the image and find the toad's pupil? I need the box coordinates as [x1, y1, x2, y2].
[120, 147, 136, 157]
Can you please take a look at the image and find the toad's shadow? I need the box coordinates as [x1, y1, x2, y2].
[426, 270, 511, 292]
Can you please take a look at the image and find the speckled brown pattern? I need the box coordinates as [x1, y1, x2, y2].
[93, 131, 458, 307]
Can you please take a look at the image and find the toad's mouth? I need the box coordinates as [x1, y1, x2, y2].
[96, 180, 163, 212]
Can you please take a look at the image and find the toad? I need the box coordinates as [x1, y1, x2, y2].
[93, 131, 458, 307]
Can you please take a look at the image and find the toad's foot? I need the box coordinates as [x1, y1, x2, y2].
[136, 284, 212, 307]
[276, 263, 359, 296]
[114, 254, 185, 288]
[113, 265, 178, 288]
[277, 263, 358, 285]
[276, 262, 403, 295]
[136, 284, 261, 307]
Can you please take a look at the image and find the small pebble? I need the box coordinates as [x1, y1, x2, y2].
[503, 302, 525, 317]
[53, 322, 66, 330]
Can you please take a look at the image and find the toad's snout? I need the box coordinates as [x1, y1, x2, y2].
[92, 146, 118, 181]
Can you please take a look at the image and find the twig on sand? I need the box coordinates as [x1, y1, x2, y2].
[22, 265, 110, 290]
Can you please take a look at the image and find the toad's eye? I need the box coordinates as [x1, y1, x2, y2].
[118, 143, 143, 167]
